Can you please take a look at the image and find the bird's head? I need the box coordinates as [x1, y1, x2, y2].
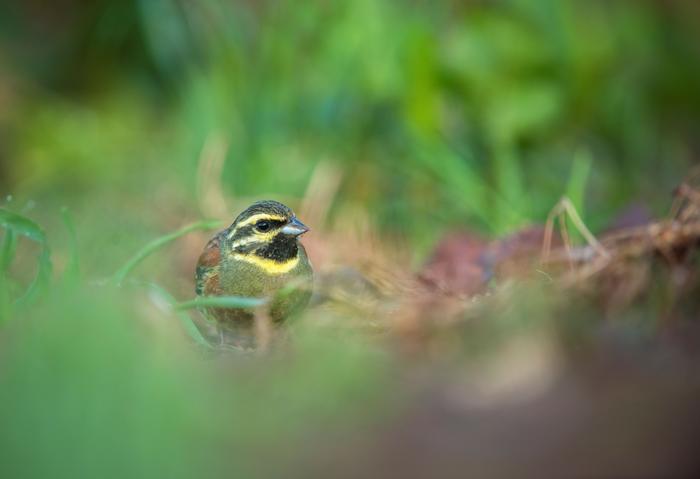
[223, 200, 310, 266]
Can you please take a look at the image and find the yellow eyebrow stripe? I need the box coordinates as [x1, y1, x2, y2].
[231, 253, 300, 274]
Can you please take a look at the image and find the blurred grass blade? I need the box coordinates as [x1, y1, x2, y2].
[566, 149, 592, 215]
[61, 207, 81, 282]
[175, 296, 267, 310]
[145, 282, 213, 349]
[413, 141, 523, 232]
[0, 273, 9, 324]
[0, 227, 13, 323]
[565, 149, 593, 242]
[492, 138, 528, 231]
[1, 229, 17, 272]
[0, 208, 47, 243]
[0, 208, 52, 307]
[112, 220, 221, 286]
[16, 248, 52, 308]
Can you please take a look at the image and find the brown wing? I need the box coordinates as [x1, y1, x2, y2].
[195, 233, 223, 296]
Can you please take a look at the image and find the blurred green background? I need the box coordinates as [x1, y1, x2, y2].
[2, 1, 700, 478]
[3, 0, 699, 247]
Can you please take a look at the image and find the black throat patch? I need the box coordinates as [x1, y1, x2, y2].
[254, 233, 299, 263]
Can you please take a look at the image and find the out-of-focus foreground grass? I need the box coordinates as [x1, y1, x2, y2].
[1, 1, 700, 478]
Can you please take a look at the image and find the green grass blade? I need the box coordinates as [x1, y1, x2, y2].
[566, 149, 592, 217]
[60, 207, 81, 282]
[175, 296, 268, 310]
[0, 208, 47, 243]
[0, 228, 13, 324]
[0, 208, 52, 308]
[144, 282, 214, 349]
[111, 220, 221, 286]
[15, 247, 52, 308]
[1, 229, 17, 272]
[565, 149, 593, 242]
[0, 274, 9, 324]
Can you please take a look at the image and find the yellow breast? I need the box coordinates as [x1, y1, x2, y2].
[231, 253, 300, 275]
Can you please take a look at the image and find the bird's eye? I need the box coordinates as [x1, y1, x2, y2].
[255, 220, 271, 232]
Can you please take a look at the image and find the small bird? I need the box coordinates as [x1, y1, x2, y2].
[195, 200, 313, 348]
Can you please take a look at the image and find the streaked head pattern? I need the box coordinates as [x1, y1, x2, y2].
[224, 200, 309, 263]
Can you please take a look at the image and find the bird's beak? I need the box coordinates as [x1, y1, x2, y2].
[281, 217, 310, 237]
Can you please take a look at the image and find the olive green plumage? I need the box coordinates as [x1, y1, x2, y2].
[195, 200, 313, 348]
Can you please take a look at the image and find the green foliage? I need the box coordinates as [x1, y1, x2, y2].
[2, 0, 698, 242]
[0, 218, 391, 479]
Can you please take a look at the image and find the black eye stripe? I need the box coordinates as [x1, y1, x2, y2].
[229, 219, 288, 246]
[255, 219, 285, 232]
